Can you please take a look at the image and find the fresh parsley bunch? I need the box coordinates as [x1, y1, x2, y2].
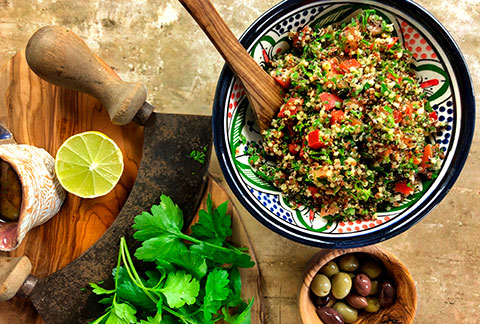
[89, 195, 255, 324]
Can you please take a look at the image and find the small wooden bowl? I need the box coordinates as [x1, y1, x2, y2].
[299, 246, 417, 324]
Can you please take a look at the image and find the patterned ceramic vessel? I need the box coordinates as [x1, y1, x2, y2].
[213, 0, 475, 247]
[0, 144, 66, 251]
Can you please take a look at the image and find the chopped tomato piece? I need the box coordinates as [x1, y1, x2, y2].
[393, 110, 402, 123]
[308, 186, 318, 195]
[288, 143, 299, 155]
[405, 103, 414, 118]
[421, 144, 433, 169]
[412, 156, 422, 165]
[323, 57, 341, 77]
[274, 75, 291, 89]
[277, 109, 287, 118]
[384, 147, 393, 157]
[420, 79, 439, 89]
[429, 111, 438, 121]
[342, 27, 360, 53]
[262, 49, 269, 64]
[278, 107, 298, 118]
[330, 110, 345, 125]
[299, 141, 306, 159]
[307, 130, 328, 149]
[395, 182, 414, 196]
[387, 72, 402, 84]
[319, 93, 343, 110]
[386, 37, 398, 50]
[278, 97, 303, 118]
[339, 59, 361, 73]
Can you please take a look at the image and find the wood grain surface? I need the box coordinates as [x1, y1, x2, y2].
[0, 50, 144, 324]
[0, 51, 264, 324]
[178, 0, 284, 132]
[299, 246, 417, 324]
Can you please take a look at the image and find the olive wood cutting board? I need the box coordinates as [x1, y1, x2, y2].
[0, 51, 263, 324]
[0, 50, 144, 324]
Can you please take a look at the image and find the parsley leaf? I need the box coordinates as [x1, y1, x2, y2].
[92, 302, 137, 324]
[135, 235, 186, 261]
[138, 299, 162, 324]
[225, 266, 244, 307]
[191, 195, 232, 245]
[168, 250, 208, 279]
[114, 267, 156, 311]
[233, 298, 254, 324]
[132, 195, 185, 241]
[160, 270, 200, 308]
[110, 302, 137, 324]
[202, 269, 231, 321]
[190, 242, 255, 268]
[89, 282, 115, 295]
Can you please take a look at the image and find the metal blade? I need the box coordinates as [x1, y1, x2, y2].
[29, 113, 212, 324]
[0, 122, 15, 144]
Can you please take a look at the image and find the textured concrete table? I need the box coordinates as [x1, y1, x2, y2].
[1, 0, 479, 323]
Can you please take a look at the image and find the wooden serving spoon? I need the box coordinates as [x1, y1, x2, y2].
[178, 0, 284, 132]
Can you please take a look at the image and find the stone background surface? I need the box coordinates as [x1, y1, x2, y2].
[1, 0, 479, 323]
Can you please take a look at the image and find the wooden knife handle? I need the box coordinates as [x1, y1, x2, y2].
[178, 0, 283, 132]
[25, 26, 147, 125]
[0, 256, 32, 301]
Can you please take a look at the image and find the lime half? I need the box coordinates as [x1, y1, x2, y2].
[55, 131, 124, 198]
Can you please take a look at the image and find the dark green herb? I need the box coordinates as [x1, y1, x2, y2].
[189, 146, 208, 165]
[88, 195, 254, 324]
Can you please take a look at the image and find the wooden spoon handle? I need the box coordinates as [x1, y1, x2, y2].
[0, 256, 32, 301]
[25, 26, 147, 125]
[178, 0, 284, 132]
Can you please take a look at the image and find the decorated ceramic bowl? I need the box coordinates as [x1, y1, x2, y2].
[213, 0, 475, 247]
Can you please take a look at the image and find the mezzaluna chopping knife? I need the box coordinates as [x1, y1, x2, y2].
[0, 26, 212, 323]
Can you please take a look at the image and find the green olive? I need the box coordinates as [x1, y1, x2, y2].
[359, 259, 382, 279]
[331, 272, 352, 299]
[365, 296, 381, 313]
[338, 254, 359, 272]
[311, 274, 331, 297]
[333, 301, 358, 323]
[320, 261, 340, 277]
[369, 280, 380, 296]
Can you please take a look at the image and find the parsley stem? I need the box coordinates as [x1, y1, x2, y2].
[212, 316, 226, 322]
[163, 306, 196, 324]
[225, 242, 247, 253]
[120, 238, 159, 304]
[184, 234, 248, 257]
[112, 239, 123, 304]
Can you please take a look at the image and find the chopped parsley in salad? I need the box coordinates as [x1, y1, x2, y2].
[248, 10, 445, 222]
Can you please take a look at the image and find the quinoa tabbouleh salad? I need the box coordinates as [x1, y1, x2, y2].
[247, 10, 445, 222]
